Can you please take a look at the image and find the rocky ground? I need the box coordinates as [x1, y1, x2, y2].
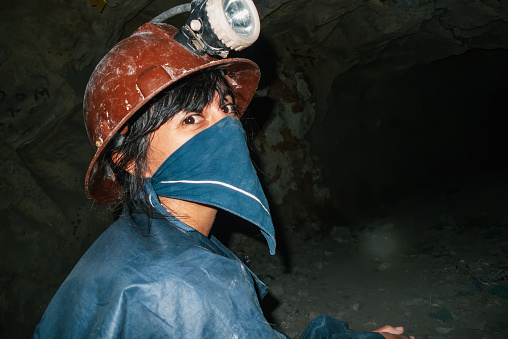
[228, 172, 508, 339]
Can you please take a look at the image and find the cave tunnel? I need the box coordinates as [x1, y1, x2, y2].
[314, 48, 508, 222]
[1, 0, 507, 338]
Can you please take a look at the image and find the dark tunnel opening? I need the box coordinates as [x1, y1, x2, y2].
[312, 48, 508, 222]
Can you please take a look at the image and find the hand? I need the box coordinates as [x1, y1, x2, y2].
[372, 325, 415, 339]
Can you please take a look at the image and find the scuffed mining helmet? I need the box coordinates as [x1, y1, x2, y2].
[83, 22, 260, 204]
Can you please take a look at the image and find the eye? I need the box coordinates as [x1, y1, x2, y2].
[182, 114, 204, 125]
[221, 103, 239, 116]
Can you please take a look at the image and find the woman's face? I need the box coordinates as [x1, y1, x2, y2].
[145, 93, 238, 177]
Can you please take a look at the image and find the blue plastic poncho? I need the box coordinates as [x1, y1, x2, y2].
[35, 206, 287, 338]
[35, 207, 383, 338]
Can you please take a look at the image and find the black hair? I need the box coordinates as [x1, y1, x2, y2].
[102, 67, 237, 218]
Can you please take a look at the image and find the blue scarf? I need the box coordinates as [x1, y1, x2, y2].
[146, 116, 276, 254]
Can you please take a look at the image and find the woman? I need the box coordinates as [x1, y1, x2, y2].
[35, 22, 413, 338]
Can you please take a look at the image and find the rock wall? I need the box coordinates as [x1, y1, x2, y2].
[0, 0, 507, 336]
[1, 1, 152, 337]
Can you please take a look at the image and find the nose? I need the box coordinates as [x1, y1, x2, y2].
[207, 103, 234, 127]
[210, 107, 229, 123]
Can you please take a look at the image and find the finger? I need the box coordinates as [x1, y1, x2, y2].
[373, 325, 404, 334]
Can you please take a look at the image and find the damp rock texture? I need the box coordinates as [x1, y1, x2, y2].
[1, 0, 507, 337]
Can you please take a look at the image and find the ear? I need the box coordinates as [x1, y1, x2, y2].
[111, 151, 136, 175]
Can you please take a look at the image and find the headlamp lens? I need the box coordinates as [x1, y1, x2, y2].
[223, 0, 254, 37]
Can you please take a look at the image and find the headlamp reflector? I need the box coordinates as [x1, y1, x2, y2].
[223, 0, 254, 38]
[206, 0, 260, 52]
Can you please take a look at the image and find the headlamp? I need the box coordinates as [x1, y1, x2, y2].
[152, 0, 260, 58]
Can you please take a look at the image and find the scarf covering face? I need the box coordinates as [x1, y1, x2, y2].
[147, 116, 276, 254]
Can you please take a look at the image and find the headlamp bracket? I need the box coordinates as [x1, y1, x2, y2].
[174, 0, 231, 58]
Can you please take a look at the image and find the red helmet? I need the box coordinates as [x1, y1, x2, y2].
[84, 23, 260, 204]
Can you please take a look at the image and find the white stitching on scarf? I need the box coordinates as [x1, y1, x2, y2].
[158, 180, 270, 215]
